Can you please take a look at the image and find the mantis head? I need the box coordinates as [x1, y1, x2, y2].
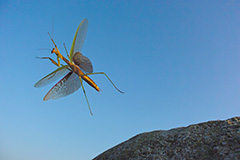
[51, 48, 56, 54]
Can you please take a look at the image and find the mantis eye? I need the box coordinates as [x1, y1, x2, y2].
[51, 48, 56, 53]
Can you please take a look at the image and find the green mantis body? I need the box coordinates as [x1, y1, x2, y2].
[35, 19, 123, 115]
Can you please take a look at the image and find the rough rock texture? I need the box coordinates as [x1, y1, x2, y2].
[93, 117, 240, 160]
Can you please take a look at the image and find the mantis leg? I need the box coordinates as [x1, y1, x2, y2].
[60, 64, 72, 72]
[36, 57, 60, 67]
[63, 43, 70, 60]
[85, 72, 124, 94]
[79, 77, 93, 116]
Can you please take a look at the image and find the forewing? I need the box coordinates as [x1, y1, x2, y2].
[43, 72, 81, 101]
[72, 52, 93, 73]
[34, 66, 69, 88]
[69, 18, 88, 61]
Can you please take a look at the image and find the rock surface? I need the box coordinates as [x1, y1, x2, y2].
[93, 117, 240, 160]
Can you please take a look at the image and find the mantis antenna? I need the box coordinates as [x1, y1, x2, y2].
[52, 15, 54, 48]
[38, 48, 51, 51]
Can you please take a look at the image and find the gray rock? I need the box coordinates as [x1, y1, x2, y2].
[93, 117, 240, 160]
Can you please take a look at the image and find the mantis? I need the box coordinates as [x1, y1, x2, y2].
[34, 18, 123, 115]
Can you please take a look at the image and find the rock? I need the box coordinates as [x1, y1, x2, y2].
[93, 117, 240, 160]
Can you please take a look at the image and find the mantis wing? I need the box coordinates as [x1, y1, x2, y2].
[69, 18, 88, 61]
[34, 65, 69, 88]
[69, 18, 93, 73]
[43, 72, 81, 101]
[72, 52, 93, 73]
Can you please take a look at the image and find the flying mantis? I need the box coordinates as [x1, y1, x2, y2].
[34, 18, 123, 115]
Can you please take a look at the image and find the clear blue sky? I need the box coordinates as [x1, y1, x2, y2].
[1, 1, 240, 159]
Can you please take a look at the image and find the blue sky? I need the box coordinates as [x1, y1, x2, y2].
[1, 0, 240, 159]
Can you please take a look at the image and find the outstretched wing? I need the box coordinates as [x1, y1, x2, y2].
[69, 18, 93, 73]
[43, 72, 81, 101]
[72, 52, 93, 73]
[69, 18, 88, 61]
[34, 65, 69, 88]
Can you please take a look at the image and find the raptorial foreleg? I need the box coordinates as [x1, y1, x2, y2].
[36, 56, 60, 67]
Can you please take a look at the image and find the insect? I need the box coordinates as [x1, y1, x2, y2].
[34, 18, 123, 115]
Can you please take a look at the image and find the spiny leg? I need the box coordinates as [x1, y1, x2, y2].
[36, 57, 60, 67]
[85, 72, 124, 94]
[79, 77, 93, 116]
